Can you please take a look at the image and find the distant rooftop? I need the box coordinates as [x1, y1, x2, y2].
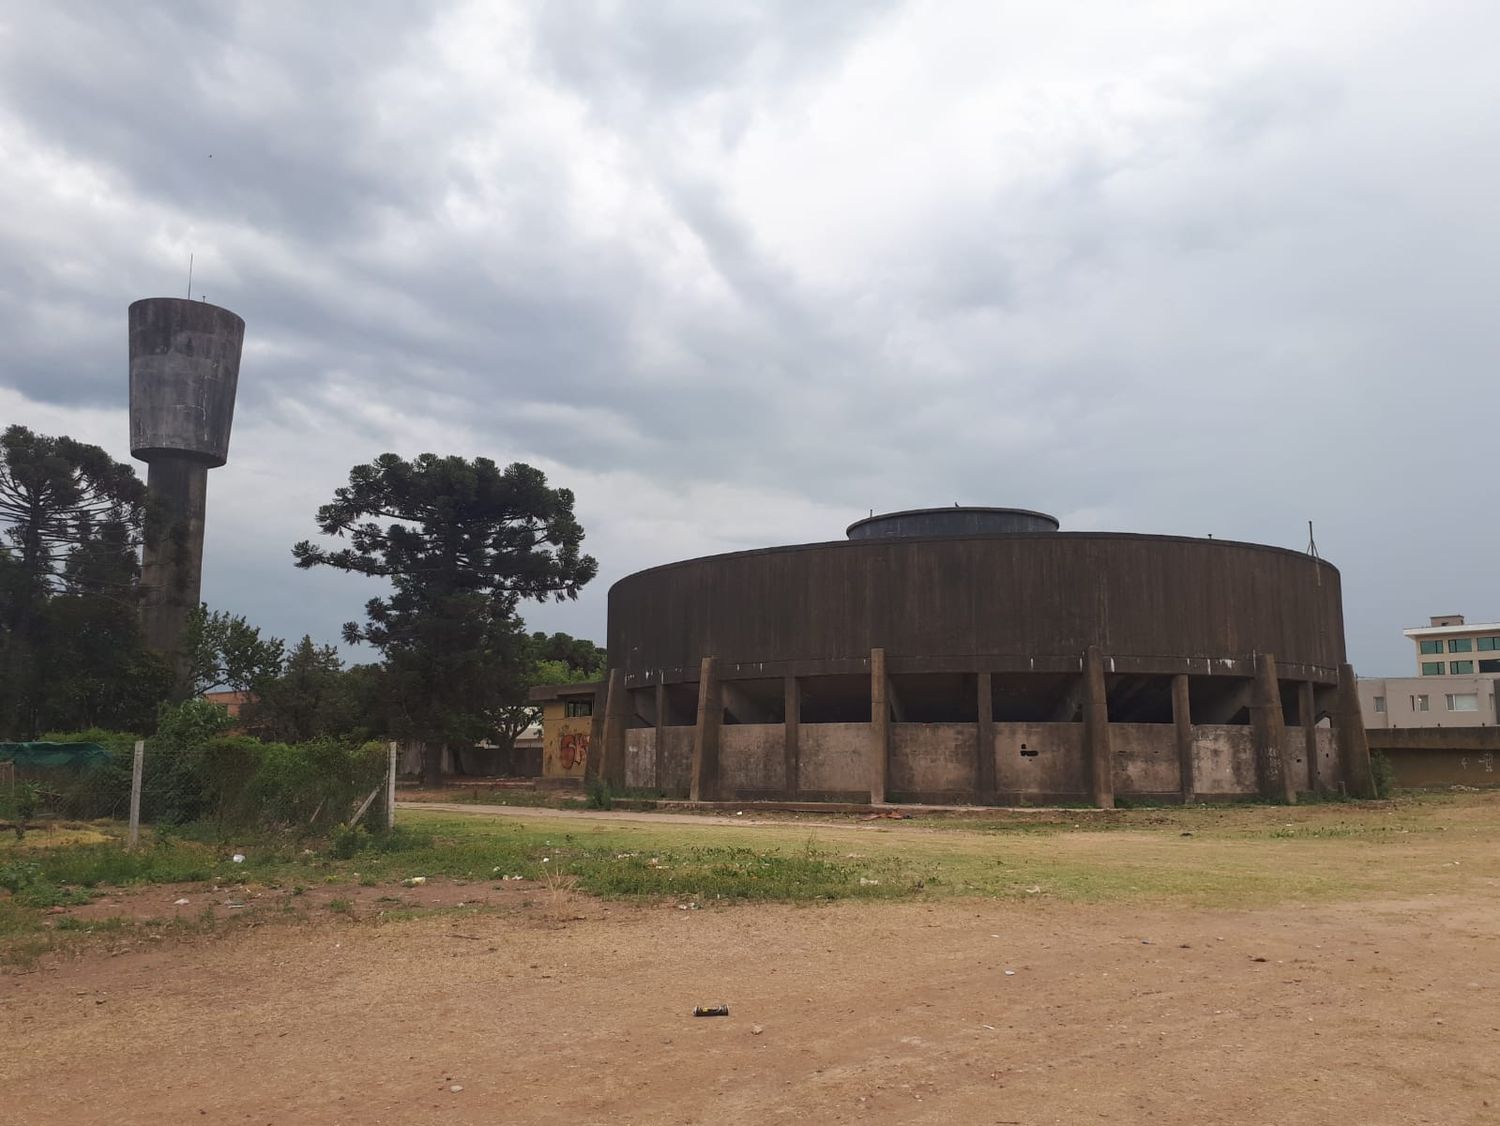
[1404, 615, 1500, 637]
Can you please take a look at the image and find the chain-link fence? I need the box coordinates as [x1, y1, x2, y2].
[1, 737, 396, 844]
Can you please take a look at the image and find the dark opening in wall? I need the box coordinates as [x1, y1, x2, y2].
[1105, 674, 1175, 723]
[799, 674, 873, 723]
[888, 672, 978, 722]
[720, 677, 785, 725]
[1188, 676, 1253, 725]
[991, 672, 1080, 722]
[661, 683, 699, 726]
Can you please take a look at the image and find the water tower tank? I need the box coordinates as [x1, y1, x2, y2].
[846, 506, 1060, 540]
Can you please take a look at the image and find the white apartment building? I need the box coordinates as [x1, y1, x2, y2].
[1360, 615, 1500, 728]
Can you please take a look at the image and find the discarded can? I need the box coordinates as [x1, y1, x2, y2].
[693, 1005, 730, 1017]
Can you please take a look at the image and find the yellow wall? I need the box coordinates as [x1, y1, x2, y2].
[541, 699, 592, 780]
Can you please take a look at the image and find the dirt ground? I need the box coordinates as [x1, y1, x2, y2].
[5, 876, 1500, 1125]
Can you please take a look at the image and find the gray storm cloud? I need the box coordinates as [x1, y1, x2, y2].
[1, 0, 1497, 672]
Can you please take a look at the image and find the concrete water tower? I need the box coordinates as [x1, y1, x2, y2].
[128, 298, 244, 693]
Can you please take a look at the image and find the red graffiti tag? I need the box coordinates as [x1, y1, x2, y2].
[560, 732, 590, 771]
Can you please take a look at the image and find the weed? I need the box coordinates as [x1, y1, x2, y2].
[327, 898, 354, 915]
[1370, 751, 1396, 799]
[54, 916, 129, 933]
[330, 823, 369, 859]
[585, 779, 613, 811]
[16, 883, 92, 908]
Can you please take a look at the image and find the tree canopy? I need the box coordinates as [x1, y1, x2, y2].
[293, 453, 598, 783]
[0, 426, 164, 737]
[184, 605, 287, 697]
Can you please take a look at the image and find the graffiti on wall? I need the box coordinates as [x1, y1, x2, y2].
[560, 732, 590, 772]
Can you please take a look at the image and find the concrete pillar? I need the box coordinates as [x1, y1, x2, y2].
[601, 667, 629, 790]
[870, 647, 889, 804]
[130, 298, 244, 699]
[1251, 653, 1295, 803]
[654, 683, 667, 794]
[1082, 646, 1114, 809]
[1335, 662, 1377, 798]
[1172, 673, 1195, 804]
[585, 680, 608, 784]
[1299, 681, 1321, 794]
[976, 672, 995, 803]
[783, 676, 800, 799]
[690, 657, 722, 802]
[139, 458, 209, 695]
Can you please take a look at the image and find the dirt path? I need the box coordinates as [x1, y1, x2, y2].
[400, 800, 789, 827]
[6, 886, 1499, 1125]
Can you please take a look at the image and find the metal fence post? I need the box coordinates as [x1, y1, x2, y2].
[128, 740, 145, 849]
[386, 741, 398, 830]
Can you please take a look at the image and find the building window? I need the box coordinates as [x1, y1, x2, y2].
[1451, 660, 1475, 674]
[1449, 638, 1474, 653]
[1422, 662, 1445, 676]
[1419, 640, 1444, 655]
[1373, 696, 1386, 713]
[564, 700, 593, 718]
[1411, 694, 1430, 712]
[1479, 636, 1500, 652]
[1480, 659, 1500, 674]
[1446, 693, 1479, 712]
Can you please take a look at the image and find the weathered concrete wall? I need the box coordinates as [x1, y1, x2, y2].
[542, 702, 592, 780]
[890, 723, 977, 798]
[1111, 723, 1181, 795]
[1279, 728, 1313, 792]
[1192, 726, 1257, 795]
[625, 729, 656, 790]
[1368, 727, 1500, 788]
[1314, 728, 1338, 789]
[799, 723, 870, 798]
[994, 722, 1086, 799]
[659, 728, 695, 796]
[721, 724, 786, 794]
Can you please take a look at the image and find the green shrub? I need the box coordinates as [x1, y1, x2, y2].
[32, 705, 386, 836]
[330, 823, 369, 859]
[1370, 751, 1396, 799]
[586, 778, 613, 810]
[0, 860, 41, 894]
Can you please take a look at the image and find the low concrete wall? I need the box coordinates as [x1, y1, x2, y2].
[1278, 728, 1310, 792]
[799, 723, 870, 800]
[660, 728, 695, 796]
[625, 729, 655, 790]
[621, 717, 1362, 804]
[1193, 726, 1257, 795]
[1111, 723, 1180, 795]
[995, 722, 1086, 800]
[1368, 728, 1500, 788]
[1314, 727, 1337, 789]
[890, 723, 977, 800]
[721, 724, 786, 795]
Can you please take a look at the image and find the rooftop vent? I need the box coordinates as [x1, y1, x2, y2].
[846, 506, 1060, 541]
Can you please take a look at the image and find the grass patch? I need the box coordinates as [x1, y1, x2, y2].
[4, 791, 1500, 969]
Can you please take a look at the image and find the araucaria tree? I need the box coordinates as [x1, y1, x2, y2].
[0, 425, 167, 736]
[293, 454, 598, 785]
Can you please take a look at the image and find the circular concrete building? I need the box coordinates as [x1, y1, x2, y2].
[589, 508, 1374, 807]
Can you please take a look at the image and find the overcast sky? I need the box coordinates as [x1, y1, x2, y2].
[2, 1, 1496, 676]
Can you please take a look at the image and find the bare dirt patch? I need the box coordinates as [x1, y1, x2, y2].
[6, 886, 1500, 1124]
